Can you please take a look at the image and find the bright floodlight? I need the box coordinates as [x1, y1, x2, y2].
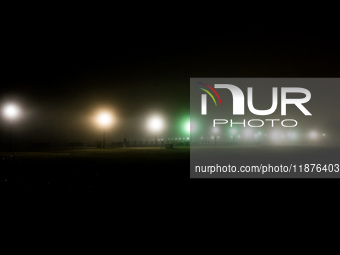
[148, 116, 164, 132]
[97, 112, 112, 127]
[3, 104, 19, 119]
[186, 121, 190, 133]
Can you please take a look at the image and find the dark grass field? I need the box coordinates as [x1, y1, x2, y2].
[0, 147, 189, 206]
[0, 147, 192, 231]
[1, 145, 339, 218]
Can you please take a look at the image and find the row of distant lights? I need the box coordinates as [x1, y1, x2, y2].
[144, 138, 190, 140]
[2, 104, 188, 141]
[143, 138, 190, 141]
[2, 105, 327, 141]
[146, 131, 326, 141]
[199, 131, 326, 140]
[200, 135, 249, 139]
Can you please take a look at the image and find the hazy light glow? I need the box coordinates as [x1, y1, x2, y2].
[186, 122, 190, 133]
[212, 127, 219, 134]
[309, 131, 318, 140]
[243, 128, 253, 138]
[186, 120, 198, 134]
[288, 131, 298, 140]
[270, 130, 283, 142]
[97, 112, 112, 127]
[3, 104, 20, 119]
[148, 116, 164, 132]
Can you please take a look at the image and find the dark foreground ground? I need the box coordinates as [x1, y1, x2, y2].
[1, 146, 339, 226]
[0, 147, 189, 204]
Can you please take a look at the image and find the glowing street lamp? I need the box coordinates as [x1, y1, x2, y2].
[147, 115, 164, 146]
[97, 112, 112, 148]
[4, 104, 20, 119]
[3, 104, 20, 151]
[186, 121, 190, 133]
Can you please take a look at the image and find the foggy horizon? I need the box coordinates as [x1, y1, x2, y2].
[2, 26, 340, 149]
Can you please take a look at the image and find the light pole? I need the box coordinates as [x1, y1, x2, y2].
[97, 112, 112, 149]
[147, 115, 164, 147]
[3, 104, 20, 152]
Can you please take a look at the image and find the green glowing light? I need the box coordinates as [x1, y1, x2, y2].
[186, 121, 190, 133]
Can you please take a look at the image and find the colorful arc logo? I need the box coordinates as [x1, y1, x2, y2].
[197, 82, 223, 110]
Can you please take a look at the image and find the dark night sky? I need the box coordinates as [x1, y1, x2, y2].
[1, 11, 340, 144]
